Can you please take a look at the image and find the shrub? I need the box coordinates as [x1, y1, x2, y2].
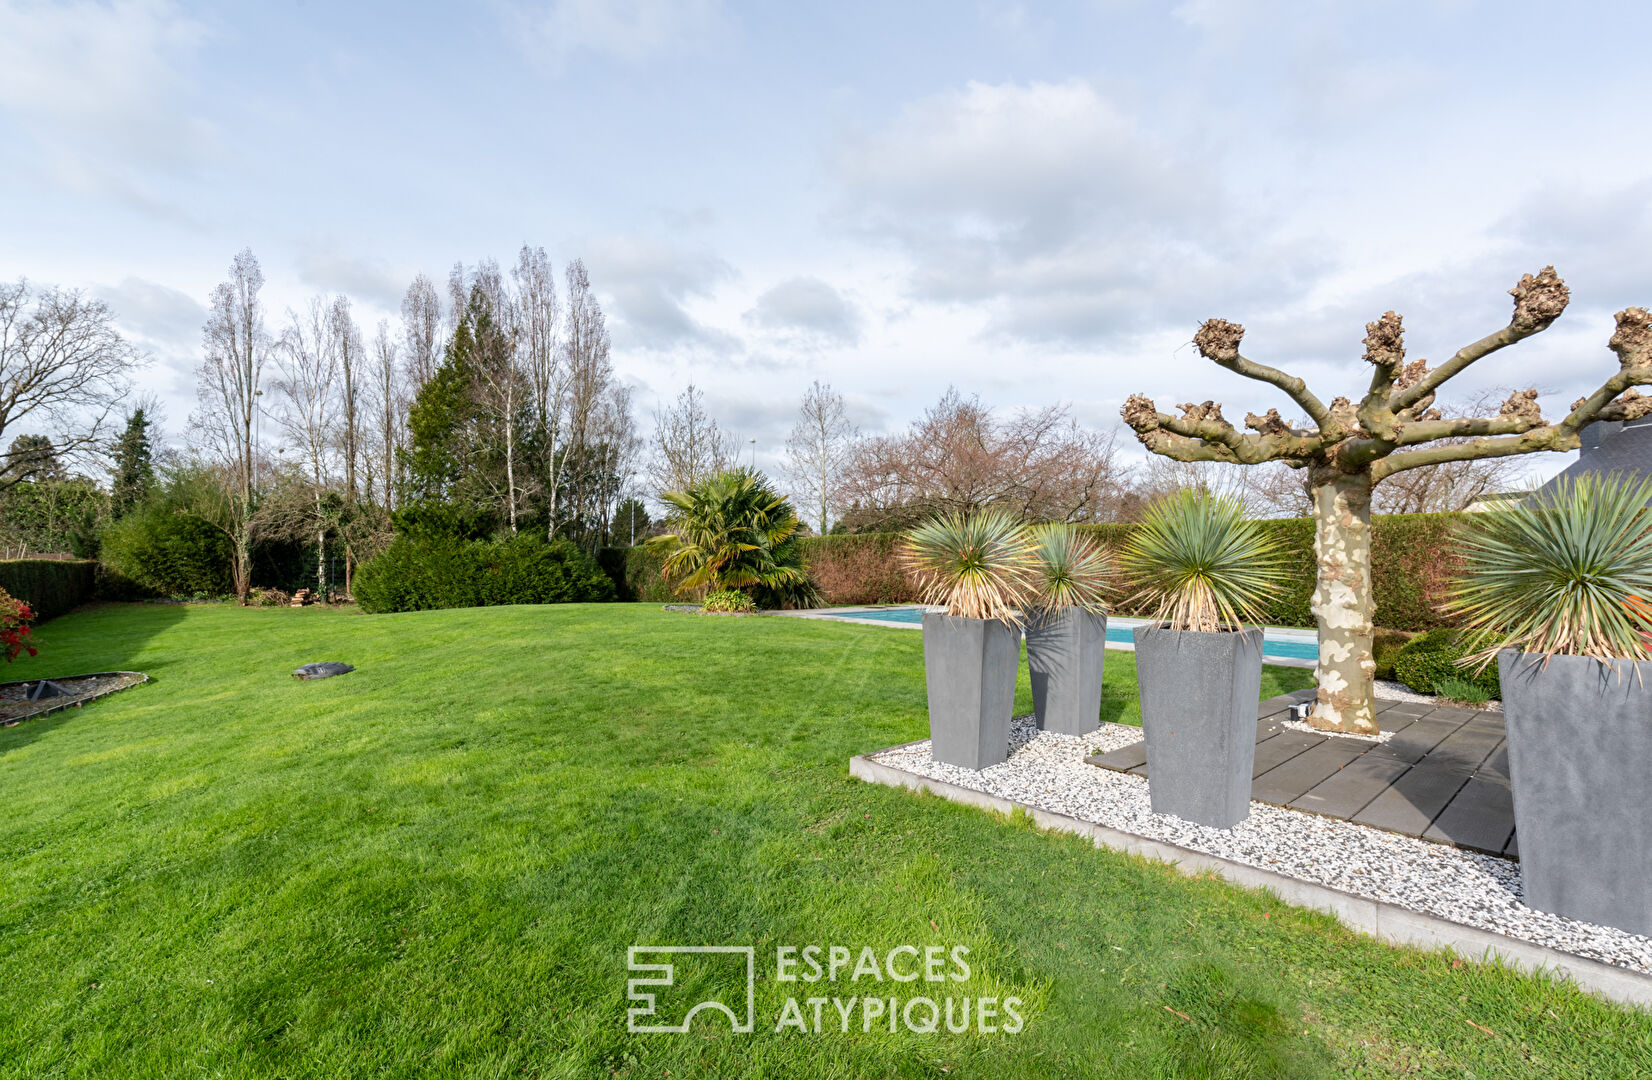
[597, 545, 675, 602]
[0, 588, 38, 662]
[646, 469, 821, 609]
[1371, 628, 1415, 681]
[354, 535, 615, 613]
[798, 534, 915, 605]
[99, 503, 233, 598]
[0, 558, 98, 621]
[701, 589, 757, 614]
[1392, 628, 1501, 699]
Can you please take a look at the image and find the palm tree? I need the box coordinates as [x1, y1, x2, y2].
[646, 469, 822, 608]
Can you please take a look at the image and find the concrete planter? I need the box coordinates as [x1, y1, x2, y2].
[1025, 608, 1107, 736]
[1133, 626, 1264, 829]
[922, 612, 1022, 769]
[1499, 649, 1652, 936]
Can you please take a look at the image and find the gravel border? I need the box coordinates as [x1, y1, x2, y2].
[870, 716, 1652, 975]
[0, 671, 149, 727]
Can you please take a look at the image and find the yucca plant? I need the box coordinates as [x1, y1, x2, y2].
[1444, 473, 1652, 665]
[1027, 524, 1114, 615]
[900, 510, 1036, 624]
[1119, 490, 1284, 632]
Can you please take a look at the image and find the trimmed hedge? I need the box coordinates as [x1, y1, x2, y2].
[0, 558, 98, 622]
[1392, 628, 1502, 699]
[599, 512, 1469, 632]
[98, 505, 235, 598]
[596, 545, 674, 602]
[354, 536, 616, 613]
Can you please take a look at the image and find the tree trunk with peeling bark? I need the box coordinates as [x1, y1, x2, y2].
[1310, 472, 1376, 733]
[1121, 267, 1652, 732]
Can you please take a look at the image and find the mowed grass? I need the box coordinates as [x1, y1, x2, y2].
[0, 603, 1646, 1079]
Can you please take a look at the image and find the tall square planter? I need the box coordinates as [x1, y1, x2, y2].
[1499, 650, 1652, 935]
[1025, 608, 1107, 736]
[1133, 626, 1264, 829]
[922, 612, 1021, 770]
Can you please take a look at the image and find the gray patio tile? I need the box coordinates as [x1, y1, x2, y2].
[1351, 763, 1470, 836]
[1424, 721, 1505, 775]
[1288, 754, 1413, 818]
[1424, 777, 1516, 855]
[1250, 731, 1323, 778]
[1088, 742, 1146, 772]
[1367, 716, 1473, 764]
[1251, 742, 1364, 805]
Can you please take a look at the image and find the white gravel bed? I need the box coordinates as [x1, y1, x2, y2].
[1279, 718, 1393, 743]
[873, 716, 1652, 974]
[1376, 678, 1502, 711]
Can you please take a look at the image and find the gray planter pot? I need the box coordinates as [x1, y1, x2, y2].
[1025, 608, 1107, 736]
[922, 612, 1022, 769]
[1499, 649, 1652, 935]
[1133, 625, 1264, 829]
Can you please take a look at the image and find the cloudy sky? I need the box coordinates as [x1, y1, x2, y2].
[2, 0, 1648, 481]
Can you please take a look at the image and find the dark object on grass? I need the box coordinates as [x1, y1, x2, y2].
[292, 662, 354, 680]
[27, 679, 71, 701]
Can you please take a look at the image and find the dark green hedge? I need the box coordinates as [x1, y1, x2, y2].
[355, 536, 616, 613]
[0, 558, 98, 622]
[601, 512, 1467, 631]
[596, 545, 674, 602]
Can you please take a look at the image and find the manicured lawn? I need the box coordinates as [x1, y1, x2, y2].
[0, 603, 1646, 1079]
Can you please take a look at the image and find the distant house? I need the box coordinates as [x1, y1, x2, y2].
[1461, 491, 1527, 514]
[1537, 416, 1652, 499]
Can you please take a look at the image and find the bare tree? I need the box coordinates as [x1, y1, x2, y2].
[272, 298, 338, 594]
[367, 319, 404, 510]
[0, 279, 140, 488]
[561, 259, 617, 527]
[1369, 390, 1526, 514]
[401, 273, 444, 391]
[192, 249, 272, 602]
[648, 383, 737, 497]
[329, 296, 364, 505]
[473, 301, 528, 534]
[783, 380, 858, 534]
[512, 245, 566, 539]
[837, 388, 1125, 528]
[1120, 268, 1652, 733]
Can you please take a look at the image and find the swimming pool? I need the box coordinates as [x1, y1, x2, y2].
[814, 607, 1320, 662]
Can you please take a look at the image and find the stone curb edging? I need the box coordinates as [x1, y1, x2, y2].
[848, 748, 1652, 1009]
[0, 671, 150, 726]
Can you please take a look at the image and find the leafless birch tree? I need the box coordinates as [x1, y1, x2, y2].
[1120, 268, 1652, 733]
[192, 249, 272, 602]
[513, 245, 566, 538]
[329, 295, 364, 504]
[648, 383, 737, 497]
[401, 273, 444, 391]
[273, 298, 338, 593]
[368, 319, 404, 510]
[783, 379, 857, 534]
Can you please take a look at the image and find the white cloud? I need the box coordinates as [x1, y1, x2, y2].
[0, 0, 214, 213]
[833, 79, 1329, 345]
[501, 0, 726, 64]
[584, 235, 740, 353]
[293, 245, 412, 313]
[743, 277, 862, 347]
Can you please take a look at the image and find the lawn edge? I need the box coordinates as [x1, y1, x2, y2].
[848, 749, 1652, 1010]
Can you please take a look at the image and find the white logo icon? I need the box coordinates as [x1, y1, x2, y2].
[626, 946, 756, 1034]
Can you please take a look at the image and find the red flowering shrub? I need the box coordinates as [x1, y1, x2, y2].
[0, 588, 38, 662]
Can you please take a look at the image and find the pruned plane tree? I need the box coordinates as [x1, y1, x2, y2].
[1121, 268, 1652, 733]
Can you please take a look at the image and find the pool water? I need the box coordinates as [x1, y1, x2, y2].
[820, 607, 1320, 661]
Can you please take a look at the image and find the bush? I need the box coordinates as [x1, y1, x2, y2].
[99, 504, 233, 598]
[1392, 627, 1501, 699]
[0, 558, 98, 621]
[354, 535, 615, 613]
[1372, 628, 1415, 681]
[597, 545, 674, 602]
[798, 534, 915, 605]
[0, 587, 38, 662]
[701, 589, 757, 614]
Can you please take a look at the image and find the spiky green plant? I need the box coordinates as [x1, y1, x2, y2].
[1119, 490, 1285, 633]
[645, 468, 822, 609]
[1444, 473, 1652, 665]
[1028, 524, 1114, 615]
[899, 510, 1036, 624]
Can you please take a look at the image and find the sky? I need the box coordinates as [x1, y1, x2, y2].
[3, 0, 1650, 483]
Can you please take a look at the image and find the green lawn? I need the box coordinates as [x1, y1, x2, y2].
[0, 603, 1646, 1079]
